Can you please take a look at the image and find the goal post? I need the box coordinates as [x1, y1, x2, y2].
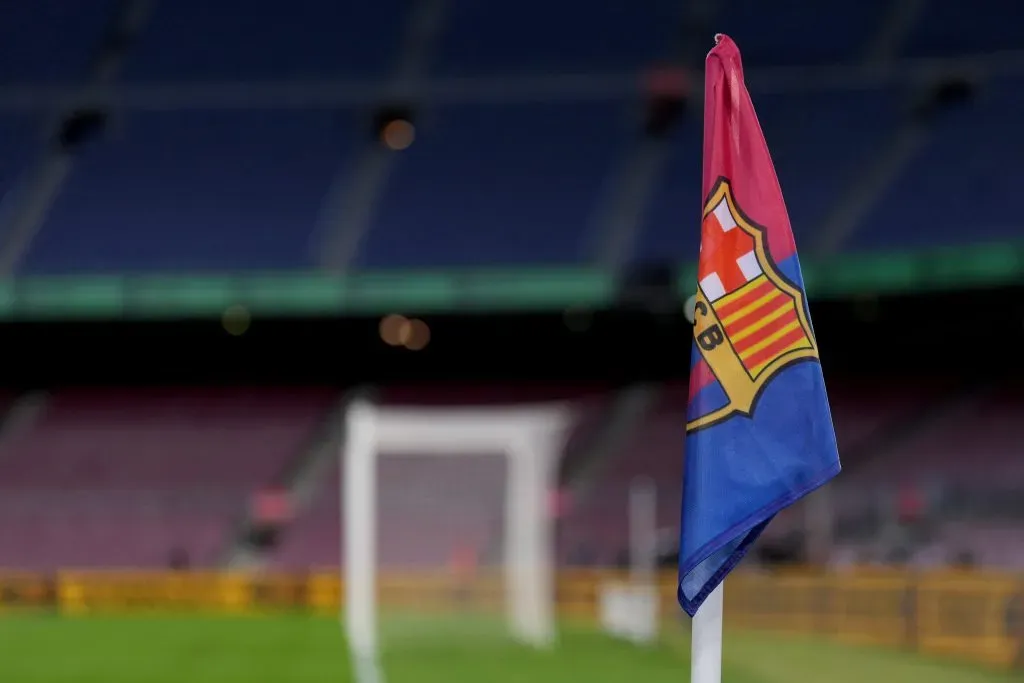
[341, 398, 568, 666]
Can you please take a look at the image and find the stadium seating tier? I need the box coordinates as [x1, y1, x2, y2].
[0, 2, 1020, 273]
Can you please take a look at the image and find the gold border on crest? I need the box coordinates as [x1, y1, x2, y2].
[685, 178, 819, 433]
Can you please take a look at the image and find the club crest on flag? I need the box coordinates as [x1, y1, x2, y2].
[687, 177, 818, 432]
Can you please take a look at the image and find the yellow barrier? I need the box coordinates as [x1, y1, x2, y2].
[0, 573, 56, 612]
[56, 571, 250, 614]
[0, 568, 1020, 670]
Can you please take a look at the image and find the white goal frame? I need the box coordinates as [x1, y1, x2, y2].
[342, 398, 568, 662]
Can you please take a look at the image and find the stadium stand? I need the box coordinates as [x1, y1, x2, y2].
[853, 382, 1024, 483]
[358, 102, 631, 267]
[0, 2, 1020, 273]
[23, 111, 359, 273]
[712, 0, 890, 64]
[0, 388, 334, 488]
[263, 378, 1021, 570]
[119, 1, 405, 80]
[0, 491, 233, 570]
[555, 378, 965, 564]
[270, 458, 339, 570]
[0, 377, 1010, 571]
[433, 1, 683, 74]
[900, 0, 1024, 56]
[854, 76, 1024, 250]
[0, 388, 335, 568]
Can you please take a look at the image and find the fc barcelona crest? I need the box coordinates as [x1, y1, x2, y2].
[686, 178, 819, 432]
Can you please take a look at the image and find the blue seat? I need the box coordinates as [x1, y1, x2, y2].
[22, 110, 356, 273]
[123, 1, 406, 81]
[755, 88, 905, 251]
[3, 3, 1017, 274]
[435, 0, 683, 75]
[902, 0, 1024, 57]
[0, 115, 40, 200]
[852, 78, 1024, 251]
[358, 102, 631, 267]
[713, 0, 891, 65]
[0, 1, 112, 84]
[633, 120, 702, 264]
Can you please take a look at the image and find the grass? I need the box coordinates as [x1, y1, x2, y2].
[0, 613, 1019, 683]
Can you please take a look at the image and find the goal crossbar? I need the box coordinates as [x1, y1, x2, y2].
[342, 398, 568, 662]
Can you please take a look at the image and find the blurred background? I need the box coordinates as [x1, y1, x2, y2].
[0, 0, 1022, 681]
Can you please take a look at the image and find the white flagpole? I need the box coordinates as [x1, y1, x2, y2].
[690, 582, 724, 683]
[685, 297, 722, 682]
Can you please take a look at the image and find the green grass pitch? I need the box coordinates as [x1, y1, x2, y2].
[0, 614, 1018, 683]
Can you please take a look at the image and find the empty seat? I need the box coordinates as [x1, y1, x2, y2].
[714, 0, 891, 65]
[852, 78, 1024, 251]
[0, 1, 111, 84]
[901, 0, 1024, 57]
[123, 1, 405, 81]
[359, 103, 630, 267]
[435, 0, 682, 75]
[0, 388, 335, 569]
[21, 111, 355, 273]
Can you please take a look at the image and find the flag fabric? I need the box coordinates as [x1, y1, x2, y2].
[678, 34, 841, 617]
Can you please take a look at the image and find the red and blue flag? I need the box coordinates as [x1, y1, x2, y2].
[679, 35, 841, 616]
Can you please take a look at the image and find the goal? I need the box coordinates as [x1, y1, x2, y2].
[341, 398, 568, 670]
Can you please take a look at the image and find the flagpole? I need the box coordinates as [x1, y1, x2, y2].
[683, 293, 723, 683]
[690, 582, 723, 683]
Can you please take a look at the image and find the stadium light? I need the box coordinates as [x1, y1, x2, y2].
[373, 106, 416, 151]
[381, 119, 415, 150]
[222, 305, 251, 336]
[379, 314, 410, 346]
[402, 318, 430, 350]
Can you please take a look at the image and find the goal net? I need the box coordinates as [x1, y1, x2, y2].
[341, 399, 567, 676]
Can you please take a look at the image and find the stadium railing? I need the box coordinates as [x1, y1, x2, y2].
[0, 568, 1021, 670]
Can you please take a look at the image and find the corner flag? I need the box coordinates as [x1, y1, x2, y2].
[678, 34, 841, 617]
